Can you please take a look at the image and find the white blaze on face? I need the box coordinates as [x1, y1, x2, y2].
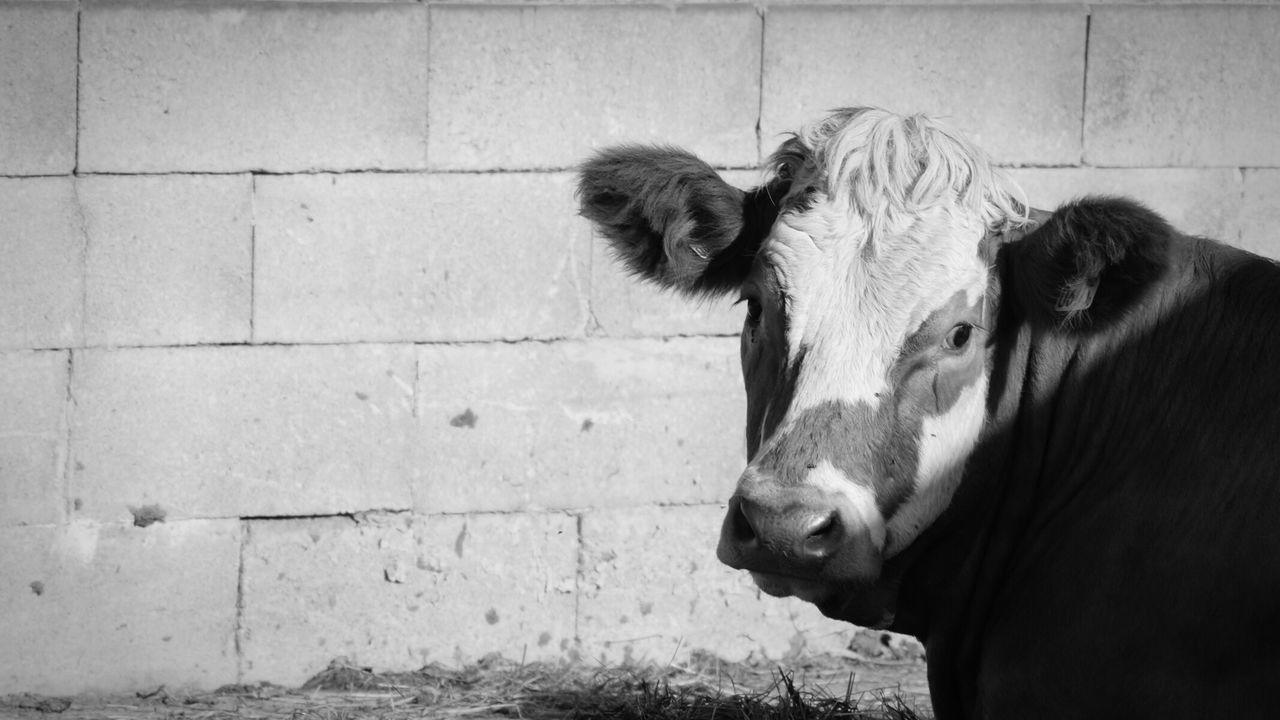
[887, 374, 990, 556]
[764, 203, 894, 409]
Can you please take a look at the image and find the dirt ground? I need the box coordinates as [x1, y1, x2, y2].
[0, 650, 930, 720]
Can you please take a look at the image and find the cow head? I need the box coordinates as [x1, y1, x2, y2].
[578, 108, 1029, 627]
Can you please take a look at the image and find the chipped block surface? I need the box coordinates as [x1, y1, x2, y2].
[79, 3, 429, 172]
[81, 175, 253, 347]
[0, 351, 68, 527]
[577, 505, 855, 664]
[1086, 6, 1280, 167]
[762, 6, 1085, 165]
[1009, 168, 1244, 243]
[254, 173, 588, 343]
[589, 170, 758, 339]
[428, 5, 760, 170]
[1242, 171, 1280, 260]
[0, 520, 240, 694]
[71, 344, 415, 522]
[0, 178, 84, 351]
[414, 338, 747, 514]
[0, 3, 76, 175]
[241, 512, 578, 686]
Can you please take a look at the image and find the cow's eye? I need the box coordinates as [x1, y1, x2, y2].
[745, 298, 763, 327]
[943, 323, 974, 351]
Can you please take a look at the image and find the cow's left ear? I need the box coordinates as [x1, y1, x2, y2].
[1009, 197, 1171, 329]
[577, 145, 782, 297]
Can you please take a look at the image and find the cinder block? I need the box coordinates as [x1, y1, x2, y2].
[70, 344, 415, 522]
[0, 178, 84, 351]
[0, 519, 240, 694]
[428, 6, 760, 170]
[414, 338, 747, 514]
[1086, 6, 1280, 167]
[241, 512, 578, 686]
[762, 6, 1086, 165]
[1242, 170, 1280, 260]
[578, 505, 855, 665]
[0, 351, 68, 527]
[79, 4, 428, 172]
[589, 170, 757, 339]
[254, 173, 588, 344]
[0, 4, 75, 175]
[1008, 168, 1244, 243]
[81, 175, 253, 347]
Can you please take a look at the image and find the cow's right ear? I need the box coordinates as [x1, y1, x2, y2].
[577, 145, 781, 297]
[1008, 197, 1170, 330]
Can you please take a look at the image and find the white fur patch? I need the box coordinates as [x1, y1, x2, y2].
[885, 375, 989, 557]
[764, 203, 895, 411]
[806, 459, 887, 551]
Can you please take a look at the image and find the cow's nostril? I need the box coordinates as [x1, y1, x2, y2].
[727, 496, 759, 544]
[800, 511, 843, 559]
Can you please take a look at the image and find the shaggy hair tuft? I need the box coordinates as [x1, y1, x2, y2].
[769, 108, 1029, 247]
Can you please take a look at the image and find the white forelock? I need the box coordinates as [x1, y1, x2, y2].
[776, 107, 1029, 246]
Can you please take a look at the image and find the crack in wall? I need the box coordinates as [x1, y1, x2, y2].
[1237, 167, 1248, 247]
[572, 512, 585, 657]
[1, 165, 771, 181]
[756, 7, 766, 165]
[249, 174, 258, 344]
[2, 333, 743, 356]
[70, 178, 89, 348]
[73, 1, 82, 175]
[59, 350, 76, 522]
[239, 509, 411, 524]
[22, 167, 611, 178]
[235, 519, 247, 682]
[1080, 11, 1092, 167]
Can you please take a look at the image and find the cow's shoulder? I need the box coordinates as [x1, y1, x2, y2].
[1006, 196, 1174, 330]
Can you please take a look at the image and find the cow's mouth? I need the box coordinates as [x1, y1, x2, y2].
[750, 571, 896, 629]
[749, 571, 839, 604]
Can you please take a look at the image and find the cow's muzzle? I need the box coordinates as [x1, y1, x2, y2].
[716, 482, 883, 591]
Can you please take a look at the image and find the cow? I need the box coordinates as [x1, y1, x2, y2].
[576, 107, 1280, 719]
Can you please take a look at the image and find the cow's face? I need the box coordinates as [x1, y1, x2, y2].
[579, 108, 1027, 626]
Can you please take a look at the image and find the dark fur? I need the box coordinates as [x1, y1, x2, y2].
[577, 145, 784, 297]
[1007, 197, 1172, 330]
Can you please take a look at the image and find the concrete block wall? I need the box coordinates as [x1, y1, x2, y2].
[2, 0, 1277, 695]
